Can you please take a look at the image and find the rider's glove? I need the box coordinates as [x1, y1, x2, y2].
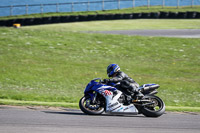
[103, 79, 110, 84]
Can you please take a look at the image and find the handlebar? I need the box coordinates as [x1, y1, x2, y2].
[93, 78, 106, 84]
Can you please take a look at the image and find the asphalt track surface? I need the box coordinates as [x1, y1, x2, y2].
[96, 29, 200, 38]
[0, 106, 199, 133]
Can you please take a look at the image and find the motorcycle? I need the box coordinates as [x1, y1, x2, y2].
[79, 78, 165, 117]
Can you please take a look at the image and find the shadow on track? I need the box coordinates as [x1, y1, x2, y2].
[43, 110, 146, 118]
[43, 111, 86, 116]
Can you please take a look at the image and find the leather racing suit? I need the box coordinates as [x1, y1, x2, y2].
[107, 71, 139, 95]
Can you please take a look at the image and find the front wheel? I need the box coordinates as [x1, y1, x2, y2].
[79, 96, 104, 115]
[141, 95, 165, 117]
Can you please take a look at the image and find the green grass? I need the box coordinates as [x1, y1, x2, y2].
[0, 19, 200, 111]
[0, 6, 200, 20]
[26, 19, 200, 31]
[0, 99, 78, 108]
[166, 106, 200, 112]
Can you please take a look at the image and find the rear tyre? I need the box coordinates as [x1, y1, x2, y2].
[79, 96, 104, 115]
[141, 95, 165, 117]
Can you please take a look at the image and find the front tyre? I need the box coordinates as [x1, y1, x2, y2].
[79, 96, 104, 115]
[141, 95, 165, 117]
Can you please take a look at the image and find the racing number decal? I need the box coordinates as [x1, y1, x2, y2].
[101, 90, 112, 96]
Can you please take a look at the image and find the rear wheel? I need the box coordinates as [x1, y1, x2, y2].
[141, 95, 165, 117]
[79, 96, 105, 115]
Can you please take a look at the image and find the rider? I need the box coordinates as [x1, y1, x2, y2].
[103, 64, 144, 98]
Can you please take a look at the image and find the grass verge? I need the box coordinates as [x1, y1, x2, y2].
[166, 106, 200, 112]
[0, 99, 78, 108]
[25, 19, 200, 31]
[0, 99, 199, 112]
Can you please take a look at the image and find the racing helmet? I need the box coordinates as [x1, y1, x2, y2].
[107, 64, 120, 77]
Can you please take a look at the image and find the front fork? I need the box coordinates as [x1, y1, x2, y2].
[91, 92, 97, 104]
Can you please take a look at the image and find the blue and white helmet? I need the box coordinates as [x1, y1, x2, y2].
[107, 64, 120, 77]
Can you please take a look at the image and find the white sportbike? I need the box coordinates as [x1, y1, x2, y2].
[79, 78, 165, 117]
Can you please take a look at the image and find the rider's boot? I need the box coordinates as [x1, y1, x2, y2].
[131, 89, 144, 99]
[135, 91, 144, 98]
